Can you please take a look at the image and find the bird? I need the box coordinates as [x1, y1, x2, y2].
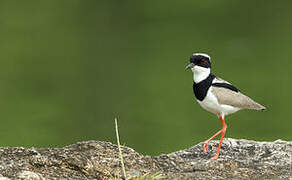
[185, 53, 265, 160]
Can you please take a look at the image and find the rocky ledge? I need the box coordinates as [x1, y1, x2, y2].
[0, 138, 291, 179]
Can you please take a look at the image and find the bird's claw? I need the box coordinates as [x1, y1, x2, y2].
[209, 153, 219, 160]
[203, 141, 209, 153]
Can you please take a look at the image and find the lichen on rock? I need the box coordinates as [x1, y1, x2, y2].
[0, 138, 291, 179]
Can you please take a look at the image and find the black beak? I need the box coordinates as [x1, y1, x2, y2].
[185, 63, 195, 70]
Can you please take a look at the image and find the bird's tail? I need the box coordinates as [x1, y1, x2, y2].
[250, 102, 266, 111]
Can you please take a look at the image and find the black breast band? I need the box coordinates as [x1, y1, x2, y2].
[193, 74, 239, 101]
[193, 74, 215, 101]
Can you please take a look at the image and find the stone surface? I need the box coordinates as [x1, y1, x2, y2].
[155, 138, 292, 179]
[0, 138, 291, 179]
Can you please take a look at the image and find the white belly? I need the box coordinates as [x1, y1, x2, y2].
[197, 88, 240, 116]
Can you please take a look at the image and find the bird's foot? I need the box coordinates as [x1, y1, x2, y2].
[203, 141, 209, 153]
[209, 153, 219, 160]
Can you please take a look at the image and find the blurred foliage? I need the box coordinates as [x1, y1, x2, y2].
[0, 1, 291, 155]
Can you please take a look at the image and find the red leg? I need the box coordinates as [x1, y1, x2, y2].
[209, 116, 227, 160]
[203, 129, 223, 153]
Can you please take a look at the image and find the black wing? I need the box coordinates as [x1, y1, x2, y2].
[211, 82, 239, 92]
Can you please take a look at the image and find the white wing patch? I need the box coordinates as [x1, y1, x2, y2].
[212, 77, 231, 84]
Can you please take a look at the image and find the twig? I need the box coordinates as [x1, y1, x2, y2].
[115, 118, 127, 179]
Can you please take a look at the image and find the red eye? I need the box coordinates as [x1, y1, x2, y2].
[200, 60, 207, 65]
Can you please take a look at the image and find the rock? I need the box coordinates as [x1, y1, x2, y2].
[17, 171, 44, 180]
[0, 138, 291, 179]
[155, 138, 292, 179]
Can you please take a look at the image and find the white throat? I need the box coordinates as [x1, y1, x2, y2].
[192, 66, 211, 83]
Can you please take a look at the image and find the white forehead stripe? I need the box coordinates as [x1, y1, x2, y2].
[192, 53, 211, 61]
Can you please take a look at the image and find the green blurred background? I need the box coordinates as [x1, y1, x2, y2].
[0, 1, 290, 155]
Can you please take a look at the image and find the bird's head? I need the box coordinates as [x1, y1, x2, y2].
[185, 53, 211, 72]
[186, 53, 211, 83]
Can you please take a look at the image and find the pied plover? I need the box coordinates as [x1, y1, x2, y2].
[186, 53, 265, 160]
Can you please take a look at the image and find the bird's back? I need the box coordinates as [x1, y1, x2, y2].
[211, 85, 265, 110]
[211, 76, 265, 111]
